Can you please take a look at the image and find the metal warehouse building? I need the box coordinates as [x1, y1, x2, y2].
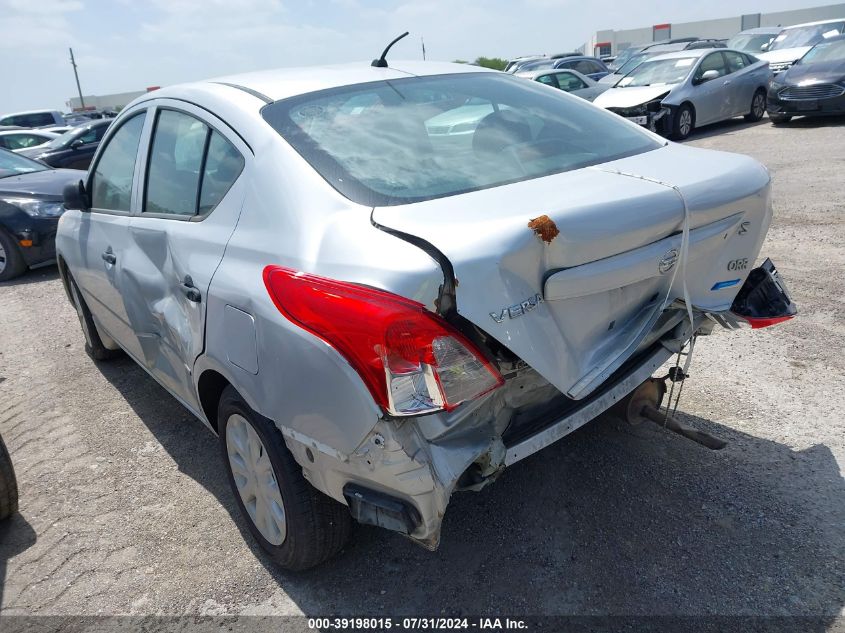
[589, 2, 845, 57]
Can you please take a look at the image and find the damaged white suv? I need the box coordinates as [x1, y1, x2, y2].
[56, 60, 796, 569]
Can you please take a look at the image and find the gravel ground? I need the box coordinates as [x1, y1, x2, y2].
[0, 115, 843, 625]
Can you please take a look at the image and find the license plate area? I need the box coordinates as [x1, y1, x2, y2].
[626, 115, 648, 125]
[796, 100, 819, 111]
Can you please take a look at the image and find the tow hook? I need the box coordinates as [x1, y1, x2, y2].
[618, 378, 727, 450]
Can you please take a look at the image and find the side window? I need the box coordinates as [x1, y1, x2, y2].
[535, 74, 558, 88]
[199, 131, 245, 214]
[573, 60, 598, 75]
[723, 50, 747, 73]
[144, 109, 245, 218]
[556, 72, 588, 92]
[695, 53, 728, 80]
[3, 134, 45, 150]
[90, 113, 146, 212]
[145, 110, 208, 216]
[79, 125, 108, 144]
[27, 113, 55, 127]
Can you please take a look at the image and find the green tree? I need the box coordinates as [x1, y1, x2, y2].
[473, 57, 508, 71]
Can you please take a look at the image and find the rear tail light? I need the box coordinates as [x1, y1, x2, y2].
[263, 266, 504, 416]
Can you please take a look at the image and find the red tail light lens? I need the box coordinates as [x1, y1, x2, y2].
[263, 266, 504, 416]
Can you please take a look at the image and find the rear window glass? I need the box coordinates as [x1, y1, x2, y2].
[262, 73, 661, 206]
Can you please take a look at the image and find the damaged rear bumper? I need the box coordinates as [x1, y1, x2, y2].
[284, 259, 796, 549]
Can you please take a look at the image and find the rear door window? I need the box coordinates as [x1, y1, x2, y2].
[145, 110, 207, 216]
[144, 110, 244, 217]
[535, 74, 558, 88]
[723, 50, 748, 73]
[90, 113, 146, 212]
[555, 71, 588, 91]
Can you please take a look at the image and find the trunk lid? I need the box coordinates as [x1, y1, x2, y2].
[372, 144, 771, 399]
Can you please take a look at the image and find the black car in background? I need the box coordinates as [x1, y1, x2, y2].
[0, 149, 84, 281]
[17, 119, 111, 170]
[768, 34, 845, 123]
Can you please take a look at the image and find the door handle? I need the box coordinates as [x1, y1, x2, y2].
[180, 275, 201, 303]
[101, 251, 116, 265]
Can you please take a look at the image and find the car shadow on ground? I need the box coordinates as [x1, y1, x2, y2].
[681, 117, 769, 141]
[0, 266, 60, 287]
[94, 359, 844, 622]
[0, 514, 37, 610]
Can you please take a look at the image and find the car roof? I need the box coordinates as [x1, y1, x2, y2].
[0, 129, 58, 137]
[780, 17, 845, 29]
[516, 68, 591, 80]
[151, 61, 497, 104]
[0, 109, 60, 117]
[648, 49, 712, 62]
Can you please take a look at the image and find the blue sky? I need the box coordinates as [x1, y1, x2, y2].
[0, 0, 835, 112]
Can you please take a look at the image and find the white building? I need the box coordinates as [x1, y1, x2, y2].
[588, 2, 845, 57]
[66, 88, 157, 112]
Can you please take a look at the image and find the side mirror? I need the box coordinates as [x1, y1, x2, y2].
[698, 69, 721, 83]
[63, 179, 90, 212]
[761, 42, 769, 51]
[71, 138, 85, 148]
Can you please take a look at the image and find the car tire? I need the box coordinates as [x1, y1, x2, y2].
[769, 113, 793, 125]
[218, 386, 351, 571]
[671, 104, 695, 140]
[745, 89, 767, 122]
[0, 230, 27, 282]
[0, 433, 19, 521]
[68, 276, 122, 361]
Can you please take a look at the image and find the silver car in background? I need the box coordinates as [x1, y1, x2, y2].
[56, 61, 795, 570]
[515, 68, 609, 101]
[594, 48, 772, 139]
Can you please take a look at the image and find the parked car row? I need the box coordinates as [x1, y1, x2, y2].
[511, 18, 845, 139]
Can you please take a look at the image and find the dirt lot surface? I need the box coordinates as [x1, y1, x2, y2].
[0, 116, 843, 626]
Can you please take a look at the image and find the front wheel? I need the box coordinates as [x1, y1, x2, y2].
[745, 90, 767, 122]
[769, 113, 793, 125]
[671, 104, 695, 140]
[0, 230, 26, 282]
[0, 434, 19, 521]
[218, 386, 351, 570]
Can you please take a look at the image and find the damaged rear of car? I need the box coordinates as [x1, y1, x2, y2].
[58, 63, 795, 570]
[254, 70, 794, 557]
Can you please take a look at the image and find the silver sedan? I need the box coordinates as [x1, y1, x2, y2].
[515, 67, 609, 101]
[56, 61, 794, 569]
[594, 48, 772, 139]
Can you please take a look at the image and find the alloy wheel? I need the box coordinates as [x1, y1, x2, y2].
[225, 414, 287, 546]
[679, 110, 692, 137]
[753, 93, 765, 118]
[0, 242, 6, 275]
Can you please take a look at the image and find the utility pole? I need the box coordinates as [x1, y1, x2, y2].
[421, 36, 426, 60]
[69, 47, 85, 110]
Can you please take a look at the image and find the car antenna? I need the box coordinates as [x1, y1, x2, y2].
[371, 32, 409, 68]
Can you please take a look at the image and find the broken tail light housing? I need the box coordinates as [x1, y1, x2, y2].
[263, 266, 504, 416]
[730, 258, 797, 329]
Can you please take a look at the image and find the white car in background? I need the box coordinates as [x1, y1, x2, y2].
[759, 18, 845, 73]
[516, 68, 609, 101]
[0, 129, 60, 152]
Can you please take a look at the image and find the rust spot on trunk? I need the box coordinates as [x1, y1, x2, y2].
[528, 215, 559, 244]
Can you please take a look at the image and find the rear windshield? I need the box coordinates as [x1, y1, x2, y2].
[262, 73, 661, 206]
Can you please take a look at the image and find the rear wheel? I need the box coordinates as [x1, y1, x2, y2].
[769, 113, 793, 125]
[218, 386, 351, 570]
[745, 89, 767, 122]
[68, 276, 122, 361]
[0, 433, 19, 521]
[0, 230, 26, 282]
[671, 104, 695, 140]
